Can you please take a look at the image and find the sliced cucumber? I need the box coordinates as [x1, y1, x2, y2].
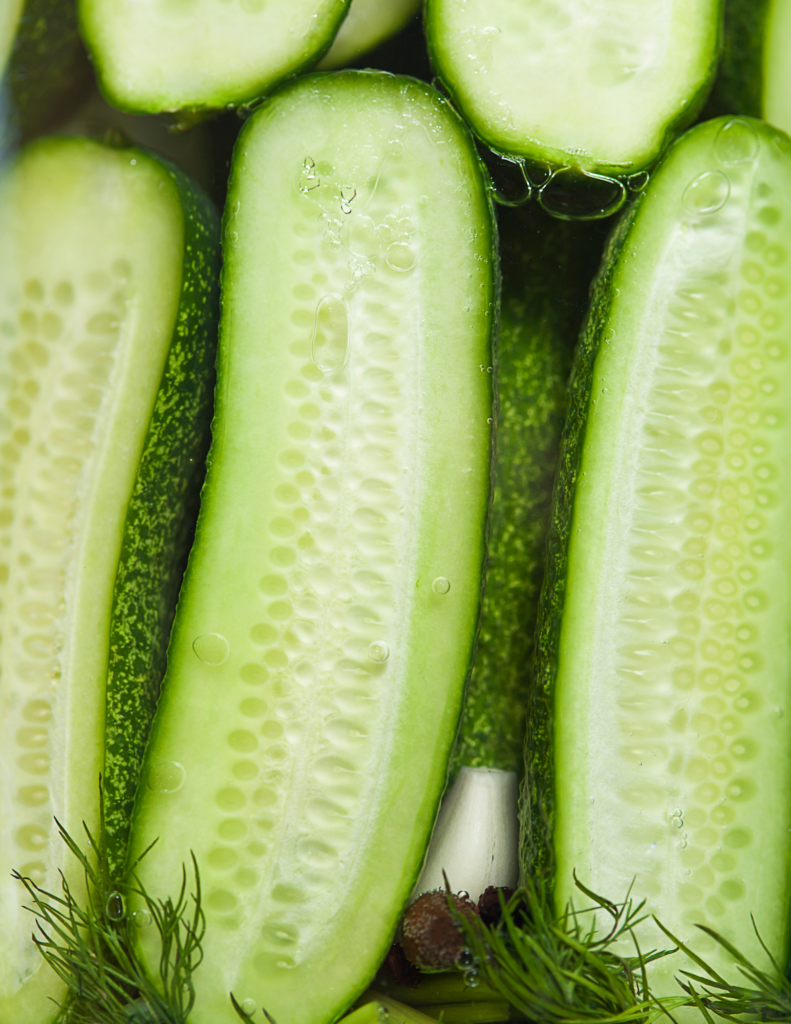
[451, 205, 603, 776]
[129, 70, 495, 1024]
[527, 116, 791, 992]
[78, 0, 350, 115]
[1, 0, 92, 142]
[318, 0, 420, 70]
[425, 0, 723, 217]
[710, 1, 791, 139]
[0, 136, 218, 1023]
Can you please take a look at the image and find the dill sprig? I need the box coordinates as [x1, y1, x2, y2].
[451, 875, 690, 1024]
[654, 916, 791, 1022]
[13, 815, 204, 1024]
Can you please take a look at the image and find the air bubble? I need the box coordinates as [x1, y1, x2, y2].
[455, 948, 474, 969]
[367, 641, 389, 663]
[463, 969, 481, 989]
[105, 892, 125, 921]
[241, 999, 257, 1016]
[683, 171, 730, 216]
[343, 215, 380, 260]
[131, 909, 152, 928]
[386, 243, 417, 272]
[626, 171, 650, 192]
[432, 577, 451, 595]
[193, 633, 230, 665]
[147, 762, 186, 794]
[311, 294, 350, 374]
[715, 119, 759, 166]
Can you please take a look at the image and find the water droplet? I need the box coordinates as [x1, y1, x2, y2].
[147, 761, 186, 794]
[715, 119, 759, 167]
[539, 167, 626, 220]
[479, 148, 531, 205]
[343, 215, 380, 260]
[193, 633, 230, 665]
[455, 948, 474, 969]
[776, 707, 785, 718]
[463, 969, 481, 988]
[432, 577, 451, 595]
[386, 242, 416, 272]
[367, 641, 389, 663]
[627, 170, 650, 192]
[683, 171, 730, 216]
[132, 908, 153, 928]
[105, 892, 125, 921]
[311, 294, 350, 373]
[241, 999, 257, 1016]
[419, 195, 429, 205]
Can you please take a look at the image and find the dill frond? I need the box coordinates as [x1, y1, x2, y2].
[13, 813, 204, 1024]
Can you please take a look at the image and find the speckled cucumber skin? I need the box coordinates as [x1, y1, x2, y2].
[521, 205, 636, 883]
[104, 157, 220, 877]
[4, 0, 92, 141]
[451, 205, 605, 778]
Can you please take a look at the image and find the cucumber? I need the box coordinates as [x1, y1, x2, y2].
[526, 115, 791, 994]
[1, 0, 92, 142]
[128, 70, 495, 1024]
[424, 0, 723, 219]
[78, 0, 350, 115]
[451, 204, 604, 777]
[708, 1, 791, 139]
[318, 0, 420, 70]
[0, 135, 218, 1024]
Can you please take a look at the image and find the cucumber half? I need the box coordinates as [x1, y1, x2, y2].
[527, 116, 791, 992]
[78, 0, 350, 114]
[129, 70, 495, 1024]
[318, 0, 421, 70]
[0, 136, 218, 1024]
[425, 0, 723, 218]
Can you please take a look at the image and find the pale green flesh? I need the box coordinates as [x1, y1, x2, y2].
[79, 0, 348, 113]
[427, 0, 721, 173]
[764, 0, 791, 136]
[0, 0, 24, 80]
[130, 72, 493, 1024]
[556, 118, 791, 991]
[0, 138, 183, 1024]
[318, 0, 420, 69]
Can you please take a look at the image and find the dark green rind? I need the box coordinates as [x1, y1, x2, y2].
[103, 155, 220, 878]
[520, 203, 638, 890]
[451, 205, 604, 778]
[704, 0, 770, 120]
[4, 0, 92, 142]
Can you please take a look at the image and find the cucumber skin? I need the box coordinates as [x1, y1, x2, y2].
[521, 203, 637, 887]
[5, 0, 92, 141]
[705, 0, 771, 119]
[104, 156, 220, 878]
[451, 205, 605, 778]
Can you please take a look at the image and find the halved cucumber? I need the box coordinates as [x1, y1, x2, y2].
[78, 0, 350, 114]
[710, 1, 791, 139]
[425, 0, 723, 218]
[527, 115, 791, 993]
[451, 204, 604, 776]
[0, 136, 218, 1023]
[318, 0, 420, 70]
[129, 70, 495, 1024]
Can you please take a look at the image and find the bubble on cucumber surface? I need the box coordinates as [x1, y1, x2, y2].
[0, 264, 132, 927]
[147, 761, 186, 794]
[600, 150, 791, 952]
[432, 576, 451, 595]
[715, 120, 760, 168]
[192, 632, 230, 665]
[683, 170, 731, 216]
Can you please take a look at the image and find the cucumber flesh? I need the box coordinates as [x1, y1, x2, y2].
[0, 136, 218, 1023]
[530, 116, 791, 992]
[78, 0, 350, 114]
[425, 0, 722, 180]
[129, 70, 495, 1024]
[318, 0, 420, 70]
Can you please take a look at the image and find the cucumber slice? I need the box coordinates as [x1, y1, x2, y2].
[451, 205, 604, 776]
[710, 1, 791, 139]
[129, 70, 495, 1024]
[318, 0, 420, 70]
[527, 116, 791, 992]
[2, 0, 92, 142]
[0, 136, 218, 1023]
[78, 0, 350, 115]
[425, 0, 723, 217]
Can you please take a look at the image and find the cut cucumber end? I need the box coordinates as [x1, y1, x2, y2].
[130, 70, 495, 1024]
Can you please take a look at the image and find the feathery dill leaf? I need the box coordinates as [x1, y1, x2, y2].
[653, 915, 791, 1022]
[13, 812, 204, 1024]
[450, 875, 690, 1024]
